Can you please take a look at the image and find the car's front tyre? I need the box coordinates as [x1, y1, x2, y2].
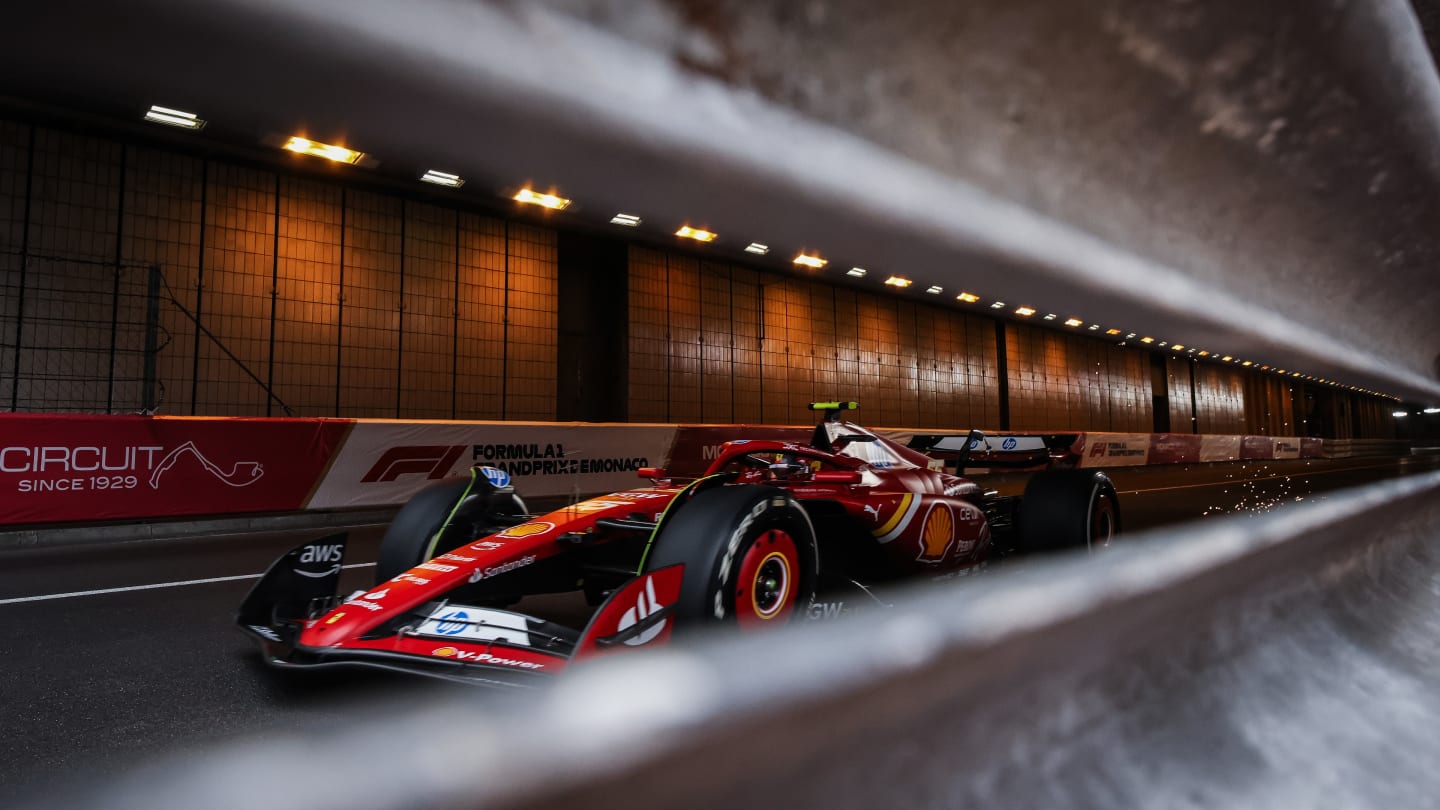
[644, 484, 819, 628]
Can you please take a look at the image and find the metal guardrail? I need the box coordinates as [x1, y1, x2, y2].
[5, 0, 1440, 807]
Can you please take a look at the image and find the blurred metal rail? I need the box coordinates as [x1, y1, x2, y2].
[68, 470, 1440, 810]
[5, 0, 1440, 807]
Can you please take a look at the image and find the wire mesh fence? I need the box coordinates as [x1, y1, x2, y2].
[0, 251, 164, 414]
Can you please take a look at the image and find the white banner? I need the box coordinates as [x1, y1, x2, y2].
[1199, 435, 1242, 463]
[1272, 437, 1303, 460]
[1077, 433, 1151, 468]
[307, 421, 679, 508]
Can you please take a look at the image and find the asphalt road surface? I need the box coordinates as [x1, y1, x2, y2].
[2, 453, 1437, 805]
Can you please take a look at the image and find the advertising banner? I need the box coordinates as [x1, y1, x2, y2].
[1148, 434, 1203, 465]
[1198, 435, 1243, 463]
[306, 421, 679, 508]
[1300, 438, 1324, 459]
[1077, 433, 1152, 468]
[1240, 436, 1276, 460]
[0, 415, 351, 525]
[665, 425, 814, 476]
[1272, 436, 1303, 460]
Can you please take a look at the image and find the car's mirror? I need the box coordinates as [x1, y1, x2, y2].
[638, 467, 666, 480]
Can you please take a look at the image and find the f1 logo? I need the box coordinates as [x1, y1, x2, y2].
[361, 445, 465, 483]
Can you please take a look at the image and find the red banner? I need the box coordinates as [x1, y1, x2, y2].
[1148, 434, 1203, 465]
[0, 415, 351, 525]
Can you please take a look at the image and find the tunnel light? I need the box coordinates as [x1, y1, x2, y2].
[1043, 313, 1057, 321]
[990, 301, 1006, 309]
[1104, 328, 1121, 335]
[884, 276, 913, 288]
[283, 136, 364, 164]
[1064, 318, 1083, 327]
[744, 242, 769, 255]
[610, 213, 641, 226]
[1393, 411, 1408, 417]
[1198, 350, 1210, 357]
[1424, 407, 1440, 414]
[1292, 371, 1302, 377]
[513, 188, 572, 210]
[847, 267, 867, 277]
[1221, 355, 1234, 362]
[1140, 337, 1154, 344]
[957, 292, 980, 303]
[144, 105, 205, 130]
[925, 285, 943, 294]
[1171, 344, 1185, 351]
[793, 253, 828, 268]
[420, 170, 464, 188]
[676, 225, 717, 242]
[1015, 306, 1037, 317]
[1088, 324, 1101, 331]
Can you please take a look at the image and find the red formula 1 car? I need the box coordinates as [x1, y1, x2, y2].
[238, 403, 1119, 686]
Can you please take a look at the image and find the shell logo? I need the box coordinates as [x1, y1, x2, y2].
[432, 646, 458, 658]
[495, 521, 555, 539]
[917, 504, 954, 562]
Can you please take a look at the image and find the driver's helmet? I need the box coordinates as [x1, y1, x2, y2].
[768, 453, 810, 480]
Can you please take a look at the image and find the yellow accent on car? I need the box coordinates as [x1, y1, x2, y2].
[872, 494, 913, 536]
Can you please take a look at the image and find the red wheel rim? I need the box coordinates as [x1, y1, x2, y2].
[734, 528, 799, 629]
[1091, 493, 1116, 550]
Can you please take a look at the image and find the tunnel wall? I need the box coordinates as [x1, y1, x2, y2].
[628, 246, 1003, 428]
[0, 120, 559, 420]
[0, 116, 1396, 438]
[628, 246, 1381, 436]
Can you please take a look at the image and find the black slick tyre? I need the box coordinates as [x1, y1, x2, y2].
[374, 476, 526, 584]
[1016, 470, 1120, 554]
[643, 484, 819, 630]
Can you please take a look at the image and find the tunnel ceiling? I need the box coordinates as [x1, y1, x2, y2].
[1, 0, 1439, 405]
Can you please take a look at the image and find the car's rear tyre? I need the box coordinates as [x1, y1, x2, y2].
[1016, 470, 1120, 554]
[643, 484, 819, 628]
[375, 475, 527, 584]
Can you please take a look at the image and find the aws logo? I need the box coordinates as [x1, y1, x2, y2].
[294, 543, 343, 578]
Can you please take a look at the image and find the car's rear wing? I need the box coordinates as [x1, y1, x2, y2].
[907, 432, 1082, 473]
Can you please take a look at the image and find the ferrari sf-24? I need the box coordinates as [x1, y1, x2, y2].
[238, 402, 1119, 686]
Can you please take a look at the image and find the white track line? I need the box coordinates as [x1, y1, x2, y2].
[0, 562, 375, 605]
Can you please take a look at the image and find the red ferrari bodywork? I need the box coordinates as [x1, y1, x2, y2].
[240, 413, 1033, 685]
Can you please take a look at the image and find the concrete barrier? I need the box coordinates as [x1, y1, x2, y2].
[0, 414, 1403, 529]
